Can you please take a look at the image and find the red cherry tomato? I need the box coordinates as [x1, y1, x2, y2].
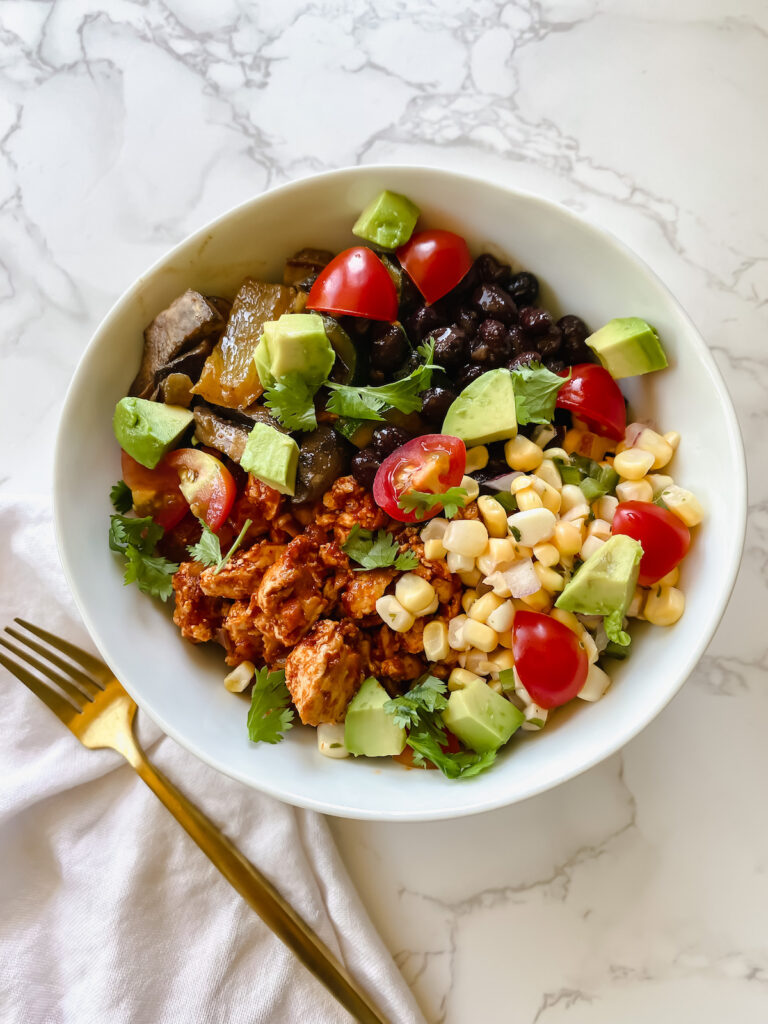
[166, 449, 237, 533]
[611, 500, 691, 586]
[306, 246, 398, 321]
[373, 434, 466, 524]
[512, 611, 589, 710]
[396, 230, 472, 304]
[120, 450, 187, 531]
[556, 364, 626, 441]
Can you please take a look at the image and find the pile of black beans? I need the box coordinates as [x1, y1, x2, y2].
[349, 253, 593, 489]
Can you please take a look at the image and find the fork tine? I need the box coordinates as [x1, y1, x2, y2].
[4, 627, 104, 697]
[0, 648, 79, 723]
[14, 619, 112, 685]
[0, 638, 89, 710]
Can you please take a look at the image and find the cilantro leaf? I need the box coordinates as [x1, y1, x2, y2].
[187, 525, 221, 568]
[510, 363, 570, 425]
[123, 546, 178, 601]
[384, 674, 500, 780]
[490, 491, 517, 513]
[263, 374, 318, 431]
[110, 480, 132, 513]
[397, 487, 468, 521]
[604, 610, 631, 647]
[246, 667, 294, 744]
[109, 514, 163, 555]
[341, 525, 419, 571]
[324, 338, 437, 421]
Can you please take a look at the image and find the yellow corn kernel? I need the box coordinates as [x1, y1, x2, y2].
[644, 585, 685, 626]
[534, 458, 563, 491]
[577, 626, 599, 664]
[533, 563, 564, 593]
[461, 589, 479, 614]
[461, 648, 495, 676]
[460, 474, 480, 501]
[465, 445, 489, 474]
[553, 520, 583, 556]
[469, 591, 504, 623]
[578, 663, 612, 702]
[664, 431, 681, 452]
[497, 628, 514, 649]
[487, 678, 504, 694]
[537, 479, 562, 514]
[477, 495, 509, 538]
[593, 494, 618, 523]
[443, 519, 489, 557]
[635, 427, 674, 470]
[446, 551, 475, 573]
[423, 620, 450, 662]
[532, 542, 559, 567]
[647, 473, 674, 498]
[657, 566, 680, 587]
[375, 595, 415, 633]
[542, 446, 569, 462]
[511, 474, 534, 494]
[458, 568, 482, 587]
[317, 723, 350, 759]
[614, 448, 655, 480]
[562, 505, 590, 524]
[563, 428, 584, 454]
[579, 535, 606, 561]
[519, 588, 552, 612]
[421, 595, 439, 617]
[661, 485, 704, 527]
[447, 614, 470, 651]
[587, 518, 612, 541]
[626, 586, 646, 618]
[462, 619, 499, 653]
[487, 648, 516, 677]
[616, 479, 653, 503]
[551, 608, 581, 634]
[424, 537, 446, 561]
[421, 517, 449, 542]
[505, 434, 544, 472]
[486, 600, 515, 633]
[476, 537, 517, 575]
[224, 661, 255, 693]
[395, 573, 436, 616]
[516, 487, 544, 511]
[448, 667, 485, 690]
[560, 484, 585, 513]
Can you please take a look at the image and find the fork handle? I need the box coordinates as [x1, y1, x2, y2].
[126, 748, 389, 1024]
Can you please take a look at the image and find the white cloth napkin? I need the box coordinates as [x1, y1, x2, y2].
[0, 498, 425, 1024]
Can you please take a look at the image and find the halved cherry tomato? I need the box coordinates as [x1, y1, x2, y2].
[306, 246, 398, 321]
[556, 364, 626, 441]
[120, 450, 187, 531]
[166, 449, 237, 533]
[396, 230, 472, 304]
[612, 500, 690, 586]
[373, 434, 466, 524]
[512, 610, 589, 709]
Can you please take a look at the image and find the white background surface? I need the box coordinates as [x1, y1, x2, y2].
[2, 2, 766, 1022]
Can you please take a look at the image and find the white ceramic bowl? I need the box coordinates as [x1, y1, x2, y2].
[54, 166, 746, 821]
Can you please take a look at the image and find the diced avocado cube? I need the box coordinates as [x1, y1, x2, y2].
[344, 676, 406, 757]
[586, 317, 668, 379]
[239, 421, 299, 496]
[442, 368, 518, 445]
[442, 678, 523, 755]
[352, 190, 420, 249]
[253, 313, 335, 390]
[556, 534, 643, 617]
[113, 397, 193, 469]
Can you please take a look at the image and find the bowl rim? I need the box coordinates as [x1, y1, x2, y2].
[53, 163, 748, 820]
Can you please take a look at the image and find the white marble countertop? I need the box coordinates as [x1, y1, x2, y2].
[2, 2, 767, 1021]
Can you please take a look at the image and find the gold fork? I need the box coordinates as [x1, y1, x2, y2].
[0, 618, 389, 1024]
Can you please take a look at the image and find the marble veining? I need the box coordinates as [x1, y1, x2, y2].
[1, 1, 767, 1021]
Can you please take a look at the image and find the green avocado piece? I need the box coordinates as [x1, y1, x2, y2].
[239, 421, 299, 496]
[586, 317, 668, 379]
[556, 534, 643, 616]
[442, 678, 523, 754]
[253, 313, 335, 390]
[344, 676, 406, 757]
[113, 397, 193, 469]
[442, 368, 518, 445]
[352, 190, 420, 249]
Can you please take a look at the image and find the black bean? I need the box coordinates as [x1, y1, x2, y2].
[471, 319, 512, 366]
[456, 363, 486, 390]
[421, 386, 456, 424]
[544, 357, 567, 373]
[370, 324, 409, 371]
[371, 425, 412, 460]
[405, 304, 446, 343]
[472, 283, 518, 324]
[455, 305, 480, 336]
[429, 325, 470, 371]
[519, 306, 553, 335]
[475, 253, 512, 286]
[507, 350, 542, 371]
[506, 325, 527, 355]
[350, 447, 380, 489]
[508, 271, 539, 307]
[537, 324, 563, 358]
[398, 272, 422, 314]
[557, 314, 588, 345]
[562, 335, 594, 365]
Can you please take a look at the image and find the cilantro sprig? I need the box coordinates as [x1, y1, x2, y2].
[341, 525, 419, 571]
[110, 480, 132, 513]
[510, 362, 570, 425]
[108, 514, 178, 602]
[188, 519, 253, 574]
[246, 667, 295, 744]
[324, 339, 438, 422]
[384, 675, 498, 780]
[263, 374, 318, 432]
[397, 486, 468, 521]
